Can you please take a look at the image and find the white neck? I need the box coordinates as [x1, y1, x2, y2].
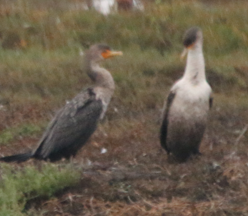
[183, 43, 206, 85]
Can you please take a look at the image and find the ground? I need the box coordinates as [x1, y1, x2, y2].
[2, 95, 248, 215]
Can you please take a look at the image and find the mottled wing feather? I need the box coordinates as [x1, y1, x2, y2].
[34, 88, 103, 159]
[160, 91, 176, 153]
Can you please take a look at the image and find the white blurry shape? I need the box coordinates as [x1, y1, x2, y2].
[101, 148, 107, 154]
[67, 0, 144, 15]
[212, 161, 220, 169]
[93, 0, 115, 15]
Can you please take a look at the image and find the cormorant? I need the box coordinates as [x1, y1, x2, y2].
[0, 44, 122, 162]
[160, 27, 212, 162]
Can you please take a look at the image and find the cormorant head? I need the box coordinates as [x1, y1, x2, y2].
[86, 44, 123, 63]
[181, 27, 203, 59]
[183, 26, 203, 48]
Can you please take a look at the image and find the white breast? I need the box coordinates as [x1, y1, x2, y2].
[170, 79, 212, 121]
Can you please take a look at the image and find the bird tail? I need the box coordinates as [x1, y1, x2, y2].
[0, 152, 32, 163]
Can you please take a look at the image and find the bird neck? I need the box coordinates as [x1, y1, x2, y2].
[183, 44, 206, 85]
[86, 62, 115, 91]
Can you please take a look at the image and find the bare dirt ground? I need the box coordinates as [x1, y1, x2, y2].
[2, 99, 247, 216]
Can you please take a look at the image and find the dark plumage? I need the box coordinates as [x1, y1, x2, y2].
[183, 26, 199, 48]
[0, 44, 122, 163]
[160, 92, 175, 153]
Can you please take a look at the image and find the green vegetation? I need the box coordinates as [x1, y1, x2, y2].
[0, 0, 247, 112]
[0, 163, 80, 216]
[0, 0, 247, 215]
[0, 123, 43, 145]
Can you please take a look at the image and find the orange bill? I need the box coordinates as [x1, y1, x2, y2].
[102, 50, 123, 59]
[180, 43, 195, 61]
[180, 48, 188, 61]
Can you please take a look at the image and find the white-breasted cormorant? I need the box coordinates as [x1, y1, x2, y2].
[160, 27, 212, 162]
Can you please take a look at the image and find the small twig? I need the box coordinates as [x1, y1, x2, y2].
[235, 124, 248, 145]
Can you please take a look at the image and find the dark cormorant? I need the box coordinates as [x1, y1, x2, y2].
[160, 27, 212, 162]
[0, 44, 122, 162]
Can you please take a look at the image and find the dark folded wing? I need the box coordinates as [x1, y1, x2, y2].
[34, 88, 103, 159]
[160, 91, 176, 153]
[209, 96, 213, 109]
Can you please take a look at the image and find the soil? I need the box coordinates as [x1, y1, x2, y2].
[2, 103, 248, 215]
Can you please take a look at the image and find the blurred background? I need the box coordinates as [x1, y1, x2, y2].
[0, 0, 247, 215]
